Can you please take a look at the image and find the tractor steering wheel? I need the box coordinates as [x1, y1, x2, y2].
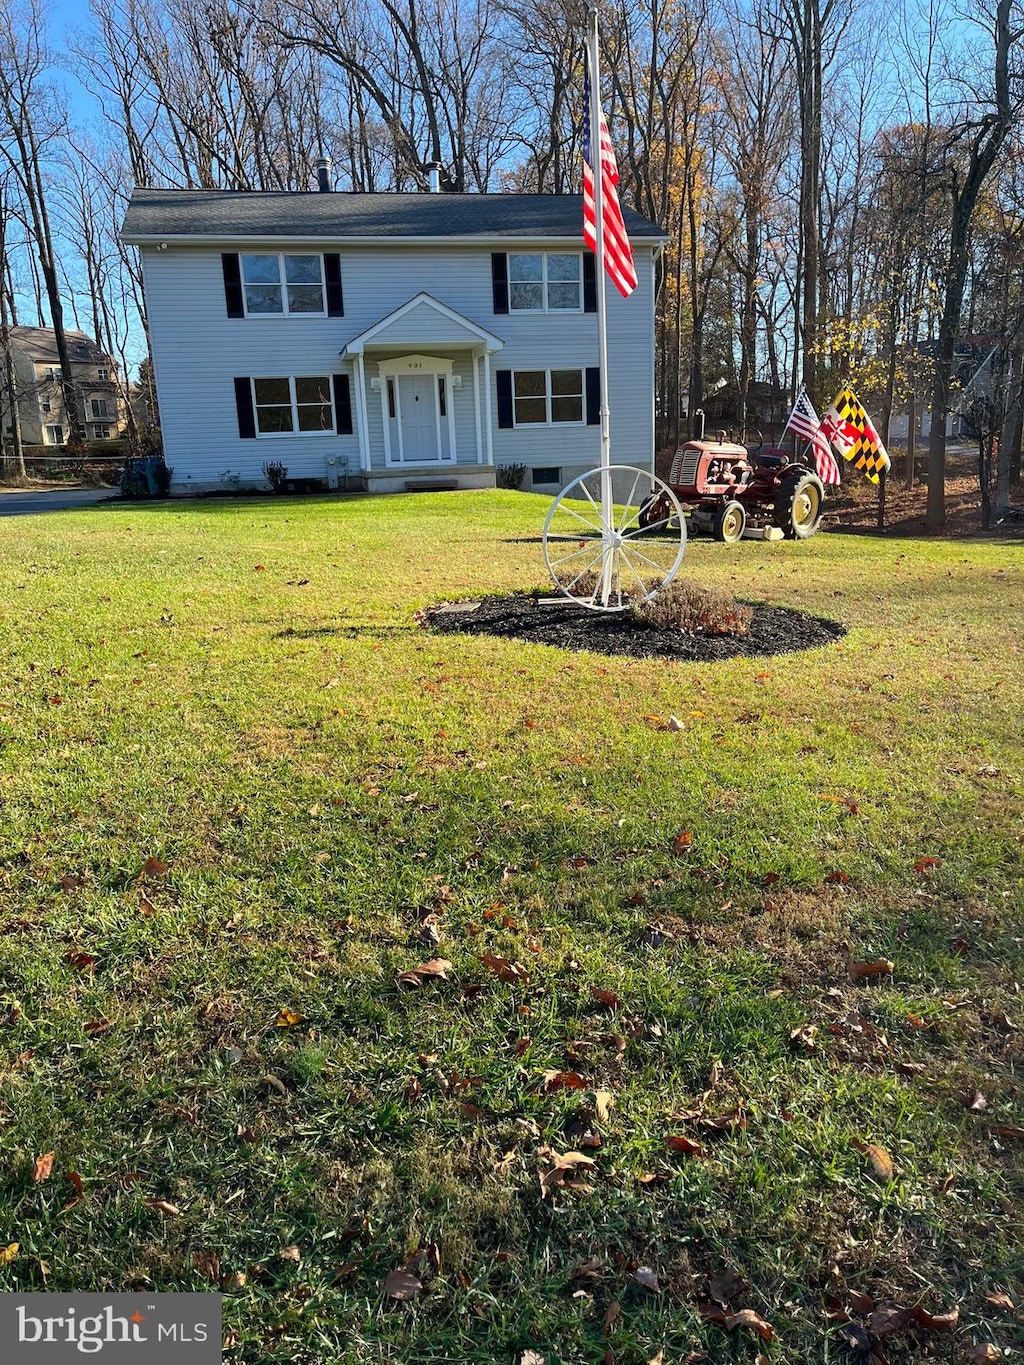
[744, 428, 764, 453]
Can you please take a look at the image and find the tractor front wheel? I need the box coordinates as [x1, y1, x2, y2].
[773, 469, 824, 539]
[713, 499, 747, 544]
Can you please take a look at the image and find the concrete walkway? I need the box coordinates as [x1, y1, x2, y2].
[0, 488, 113, 517]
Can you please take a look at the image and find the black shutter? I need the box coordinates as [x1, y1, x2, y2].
[324, 254, 344, 316]
[491, 253, 509, 314]
[583, 253, 596, 313]
[333, 374, 353, 434]
[222, 253, 244, 318]
[496, 369, 514, 428]
[234, 377, 256, 437]
[585, 367, 600, 425]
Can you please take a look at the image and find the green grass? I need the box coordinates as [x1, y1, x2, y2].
[0, 490, 1022, 1363]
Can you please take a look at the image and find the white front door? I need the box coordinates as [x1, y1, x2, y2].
[399, 374, 438, 461]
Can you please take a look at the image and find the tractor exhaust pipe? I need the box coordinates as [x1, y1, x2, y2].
[692, 408, 706, 440]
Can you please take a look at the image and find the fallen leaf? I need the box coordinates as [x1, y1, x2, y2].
[539, 1069, 588, 1093]
[594, 1090, 615, 1123]
[913, 1305, 959, 1332]
[849, 958, 894, 980]
[994, 1124, 1024, 1140]
[60, 875, 84, 893]
[143, 856, 168, 877]
[852, 1138, 894, 1179]
[62, 1171, 85, 1211]
[383, 1267, 422, 1300]
[869, 1305, 915, 1338]
[847, 1289, 874, 1314]
[192, 1249, 221, 1282]
[914, 856, 941, 874]
[824, 870, 851, 884]
[143, 1198, 181, 1216]
[665, 1134, 708, 1157]
[962, 1089, 988, 1111]
[222, 1271, 248, 1290]
[724, 1308, 774, 1342]
[672, 830, 693, 853]
[0, 1243, 18, 1266]
[278, 1245, 301, 1263]
[395, 958, 452, 988]
[520, 1353, 546, 1365]
[709, 1266, 747, 1307]
[789, 1023, 818, 1052]
[590, 986, 623, 1008]
[539, 1149, 597, 1195]
[603, 1300, 620, 1334]
[274, 1007, 306, 1028]
[984, 1291, 1014, 1311]
[964, 1346, 1002, 1364]
[480, 951, 530, 985]
[32, 1152, 55, 1182]
[635, 1266, 659, 1291]
[63, 951, 97, 970]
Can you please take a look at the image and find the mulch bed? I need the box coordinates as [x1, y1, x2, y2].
[426, 593, 846, 662]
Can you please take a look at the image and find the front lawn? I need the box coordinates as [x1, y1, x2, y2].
[0, 491, 1021, 1363]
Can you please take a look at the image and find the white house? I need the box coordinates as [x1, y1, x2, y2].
[120, 184, 666, 496]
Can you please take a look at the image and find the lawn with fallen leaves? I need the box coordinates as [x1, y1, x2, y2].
[0, 490, 1022, 1365]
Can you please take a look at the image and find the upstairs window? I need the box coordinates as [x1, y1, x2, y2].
[90, 398, 110, 419]
[241, 254, 326, 316]
[509, 253, 582, 312]
[252, 376, 334, 435]
[96, 368, 110, 381]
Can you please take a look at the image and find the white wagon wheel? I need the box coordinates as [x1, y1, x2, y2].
[542, 464, 686, 612]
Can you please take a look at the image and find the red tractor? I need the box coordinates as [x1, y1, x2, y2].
[641, 432, 826, 542]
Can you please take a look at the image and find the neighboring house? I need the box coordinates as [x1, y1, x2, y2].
[1, 327, 126, 446]
[119, 185, 666, 496]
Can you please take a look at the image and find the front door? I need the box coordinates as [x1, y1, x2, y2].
[399, 374, 438, 461]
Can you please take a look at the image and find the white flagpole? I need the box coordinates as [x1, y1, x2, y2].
[587, 5, 614, 607]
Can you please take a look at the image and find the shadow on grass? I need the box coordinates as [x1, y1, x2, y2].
[96, 493, 371, 515]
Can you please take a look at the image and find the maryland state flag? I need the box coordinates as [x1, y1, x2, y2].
[821, 386, 892, 484]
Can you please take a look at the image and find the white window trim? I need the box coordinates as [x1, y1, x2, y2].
[512, 368, 586, 428]
[92, 424, 112, 439]
[241, 252, 327, 319]
[90, 399, 110, 419]
[250, 375, 336, 438]
[509, 252, 584, 314]
[44, 425, 65, 445]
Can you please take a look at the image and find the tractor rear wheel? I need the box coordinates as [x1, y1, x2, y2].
[713, 499, 747, 544]
[773, 469, 824, 539]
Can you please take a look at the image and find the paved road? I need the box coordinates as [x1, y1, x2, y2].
[0, 488, 114, 517]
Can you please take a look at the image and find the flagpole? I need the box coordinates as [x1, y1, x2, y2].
[587, 5, 614, 607]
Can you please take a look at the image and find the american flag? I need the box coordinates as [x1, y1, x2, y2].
[582, 61, 637, 298]
[783, 388, 841, 486]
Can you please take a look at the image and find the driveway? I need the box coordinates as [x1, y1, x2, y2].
[0, 488, 113, 517]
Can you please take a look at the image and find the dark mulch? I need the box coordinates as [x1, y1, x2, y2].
[426, 593, 846, 661]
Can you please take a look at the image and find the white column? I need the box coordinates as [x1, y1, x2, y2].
[446, 372, 457, 463]
[354, 353, 370, 472]
[483, 351, 494, 465]
[472, 351, 483, 463]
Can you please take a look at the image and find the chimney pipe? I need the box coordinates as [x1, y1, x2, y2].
[315, 157, 332, 193]
[425, 162, 441, 194]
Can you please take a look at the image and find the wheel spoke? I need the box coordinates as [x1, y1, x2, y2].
[555, 502, 606, 535]
[562, 546, 606, 592]
[617, 548, 651, 599]
[621, 518, 671, 541]
[618, 471, 641, 532]
[549, 541, 606, 568]
[618, 543, 676, 574]
[578, 479, 613, 532]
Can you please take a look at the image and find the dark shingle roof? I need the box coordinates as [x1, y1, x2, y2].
[121, 188, 666, 243]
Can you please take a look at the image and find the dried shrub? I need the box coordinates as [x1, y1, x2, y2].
[634, 578, 753, 636]
[496, 463, 527, 490]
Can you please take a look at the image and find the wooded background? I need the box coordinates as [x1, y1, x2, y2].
[1, 0, 1021, 524]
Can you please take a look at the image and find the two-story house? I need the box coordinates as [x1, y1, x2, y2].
[1, 326, 125, 446]
[120, 184, 666, 496]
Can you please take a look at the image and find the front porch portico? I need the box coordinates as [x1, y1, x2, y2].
[342, 293, 504, 489]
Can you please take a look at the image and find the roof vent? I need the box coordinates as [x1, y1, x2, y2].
[315, 157, 333, 193]
[425, 162, 441, 194]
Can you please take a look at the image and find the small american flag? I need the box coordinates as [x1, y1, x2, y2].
[784, 388, 841, 486]
[583, 60, 637, 298]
